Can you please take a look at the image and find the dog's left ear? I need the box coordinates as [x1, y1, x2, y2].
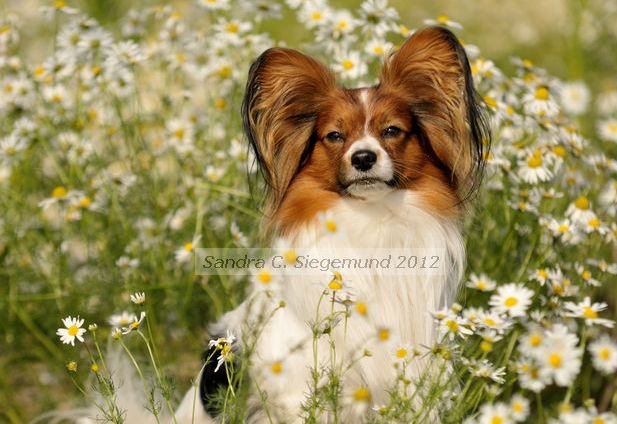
[380, 27, 489, 195]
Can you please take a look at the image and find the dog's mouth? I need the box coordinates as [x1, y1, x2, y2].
[341, 177, 397, 196]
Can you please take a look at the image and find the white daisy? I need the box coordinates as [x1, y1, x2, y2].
[546, 218, 581, 244]
[466, 273, 497, 292]
[558, 81, 590, 116]
[563, 297, 614, 328]
[518, 325, 545, 357]
[333, 51, 368, 80]
[489, 283, 534, 317]
[589, 335, 617, 375]
[517, 150, 553, 184]
[120, 311, 146, 334]
[597, 89, 617, 116]
[477, 402, 512, 424]
[56, 316, 86, 346]
[208, 330, 236, 372]
[108, 311, 136, 328]
[517, 360, 550, 392]
[536, 324, 581, 387]
[565, 195, 596, 225]
[598, 118, 617, 143]
[477, 310, 513, 334]
[251, 266, 281, 292]
[130, 292, 146, 305]
[198, 0, 230, 11]
[423, 14, 463, 30]
[509, 394, 530, 422]
[364, 38, 392, 57]
[175, 235, 201, 264]
[437, 311, 473, 340]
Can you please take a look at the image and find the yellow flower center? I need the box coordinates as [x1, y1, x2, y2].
[575, 196, 589, 210]
[336, 20, 349, 31]
[355, 302, 367, 315]
[214, 98, 226, 109]
[504, 296, 518, 307]
[483, 317, 496, 327]
[593, 418, 606, 424]
[184, 242, 193, 252]
[607, 122, 617, 134]
[328, 279, 342, 290]
[436, 14, 449, 23]
[548, 353, 562, 368]
[226, 22, 239, 33]
[527, 155, 543, 168]
[52, 186, 67, 198]
[598, 347, 611, 361]
[552, 145, 567, 157]
[68, 325, 79, 336]
[512, 402, 524, 413]
[558, 224, 569, 234]
[483, 96, 497, 108]
[535, 87, 549, 100]
[582, 306, 598, 319]
[34, 66, 45, 77]
[91, 363, 99, 373]
[446, 319, 459, 332]
[582, 270, 591, 280]
[79, 196, 92, 208]
[342, 59, 354, 70]
[476, 280, 487, 290]
[257, 271, 272, 284]
[378, 328, 390, 341]
[372, 46, 384, 55]
[530, 334, 542, 347]
[491, 416, 504, 424]
[54, 0, 66, 9]
[325, 219, 337, 233]
[283, 249, 297, 264]
[480, 340, 493, 352]
[311, 11, 322, 21]
[270, 361, 282, 374]
[588, 218, 601, 229]
[537, 269, 548, 279]
[396, 348, 408, 359]
[217, 65, 232, 78]
[353, 387, 371, 402]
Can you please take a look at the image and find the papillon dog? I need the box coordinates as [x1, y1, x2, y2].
[72, 26, 488, 424]
[174, 25, 488, 424]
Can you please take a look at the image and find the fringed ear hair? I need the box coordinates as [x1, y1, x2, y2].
[380, 27, 490, 198]
[242, 47, 336, 218]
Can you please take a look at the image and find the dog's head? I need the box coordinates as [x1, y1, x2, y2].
[243, 27, 489, 234]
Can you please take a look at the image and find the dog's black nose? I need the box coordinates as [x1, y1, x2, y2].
[351, 150, 377, 171]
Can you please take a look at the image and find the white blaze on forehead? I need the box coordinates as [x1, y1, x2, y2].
[358, 88, 371, 134]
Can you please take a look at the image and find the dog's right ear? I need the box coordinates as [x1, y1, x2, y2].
[242, 48, 336, 215]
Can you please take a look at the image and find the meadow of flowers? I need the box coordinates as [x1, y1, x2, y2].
[1, 0, 617, 423]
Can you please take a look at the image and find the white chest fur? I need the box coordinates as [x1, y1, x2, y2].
[231, 190, 465, 421]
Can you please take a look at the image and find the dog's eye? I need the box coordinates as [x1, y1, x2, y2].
[382, 126, 402, 138]
[325, 131, 344, 142]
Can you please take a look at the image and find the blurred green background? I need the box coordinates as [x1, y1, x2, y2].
[1, 0, 616, 421]
[5, 0, 616, 86]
